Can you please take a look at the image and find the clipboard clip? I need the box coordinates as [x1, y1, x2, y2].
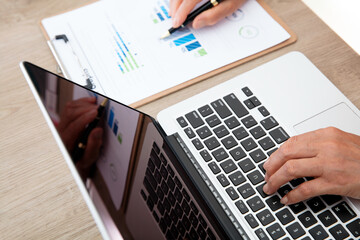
[53, 34, 96, 90]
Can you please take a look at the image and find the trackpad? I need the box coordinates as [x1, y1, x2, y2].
[294, 103, 360, 135]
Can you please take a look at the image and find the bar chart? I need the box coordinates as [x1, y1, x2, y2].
[107, 106, 123, 144]
[152, 0, 208, 57]
[110, 24, 141, 74]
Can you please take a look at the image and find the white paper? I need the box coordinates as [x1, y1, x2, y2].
[42, 0, 290, 105]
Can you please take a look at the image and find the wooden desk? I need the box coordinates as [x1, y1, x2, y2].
[0, 0, 359, 239]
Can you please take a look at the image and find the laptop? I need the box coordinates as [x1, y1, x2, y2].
[21, 51, 360, 240]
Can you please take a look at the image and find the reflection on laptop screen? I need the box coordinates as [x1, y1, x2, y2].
[24, 62, 162, 238]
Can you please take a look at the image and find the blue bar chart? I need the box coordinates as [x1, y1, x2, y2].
[111, 24, 141, 74]
[107, 107, 122, 144]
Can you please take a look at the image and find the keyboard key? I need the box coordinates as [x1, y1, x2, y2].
[306, 197, 326, 213]
[242, 87, 253, 97]
[189, 211, 199, 227]
[177, 222, 186, 237]
[346, 218, 360, 237]
[258, 137, 276, 151]
[197, 224, 206, 240]
[257, 209, 275, 226]
[217, 174, 230, 187]
[177, 116, 188, 127]
[247, 170, 264, 185]
[249, 96, 261, 107]
[224, 94, 249, 118]
[290, 178, 305, 187]
[232, 126, 249, 140]
[332, 201, 356, 223]
[286, 222, 305, 239]
[241, 115, 257, 128]
[278, 184, 292, 197]
[192, 138, 204, 150]
[220, 159, 237, 174]
[206, 228, 216, 240]
[235, 200, 249, 214]
[182, 201, 191, 215]
[245, 214, 259, 228]
[221, 135, 238, 149]
[182, 188, 190, 202]
[211, 99, 232, 119]
[241, 137, 258, 151]
[244, 99, 255, 109]
[250, 125, 266, 139]
[258, 106, 270, 117]
[200, 149, 212, 162]
[318, 210, 337, 227]
[238, 183, 255, 199]
[150, 149, 161, 168]
[247, 196, 265, 212]
[229, 146, 246, 161]
[198, 214, 207, 228]
[269, 127, 290, 144]
[266, 195, 284, 211]
[212, 147, 229, 162]
[198, 104, 213, 117]
[289, 202, 307, 214]
[213, 125, 229, 138]
[226, 186, 239, 200]
[196, 126, 212, 139]
[185, 111, 204, 129]
[184, 127, 196, 139]
[204, 136, 220, 150]
[205, 114, 221, 127]
[309, 225, 329, 240]
[298, 211, 317, 228]
[167, 164, 175, 177]
[255, 228, 270, 240]
[261, 116, 279, 130]
[224, 116, 240, 129]
[208, 162, 221, 174]
[238, 158, 255, 173]
[189, 227, 198, 240]
[266, 223, 286, 240]
[321, 195, 342, 206]
[267, 148, 277, 156]
[256, 183, 268, 198]
[229, 171, 246, 186]
[190, 201, 199, 216]
[329, 224, 349, 240]
[258, 162, 266, 174]
[276, 208, 295, 225]
[249, 148, 267, 163]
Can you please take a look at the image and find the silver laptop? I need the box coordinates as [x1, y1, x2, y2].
[21, 51, 360, 239]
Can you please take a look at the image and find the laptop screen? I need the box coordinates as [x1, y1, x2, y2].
[22, 62, 167, 238]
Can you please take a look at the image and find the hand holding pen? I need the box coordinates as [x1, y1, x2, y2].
[168, 0, 247, 31]
[57, 97, 106, 168]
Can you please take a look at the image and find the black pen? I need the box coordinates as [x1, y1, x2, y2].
[160, 0, 222, 39]
[72, 98, 108, 163]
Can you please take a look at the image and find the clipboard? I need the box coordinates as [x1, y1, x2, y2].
[40, 0, 297, 108]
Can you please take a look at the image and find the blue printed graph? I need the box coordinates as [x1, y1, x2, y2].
[151, 0, 208, 57]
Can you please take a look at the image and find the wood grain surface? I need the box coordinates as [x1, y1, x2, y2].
[0, 0, 359, 239]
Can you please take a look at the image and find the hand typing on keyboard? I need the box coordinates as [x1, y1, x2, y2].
[169, 0, 247, 29]
[263, 127, 360, 205]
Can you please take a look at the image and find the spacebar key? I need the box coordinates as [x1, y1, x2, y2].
[224, 93, 249, 118]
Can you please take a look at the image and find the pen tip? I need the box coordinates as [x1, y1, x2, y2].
[160, 31, 170, 39]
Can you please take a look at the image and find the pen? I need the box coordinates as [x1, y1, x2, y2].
[160, 0, 222, 39]
[72, 98, 108, 163]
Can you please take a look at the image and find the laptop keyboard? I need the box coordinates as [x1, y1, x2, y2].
[141, 141, 218, 240]
[175, 87, 360, 239]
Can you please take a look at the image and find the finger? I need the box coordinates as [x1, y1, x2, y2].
[280, 178, 338, 205]
[62, 109, 98, 150]
[193, 0, 246, 29]
[58, 98, 97, 130]
[173, 0, 202, 27]
[263, 131, 319, 178]
[263, 158, 322, 195]
[79, 128, 103, 169]
[170, 0, 182, 17]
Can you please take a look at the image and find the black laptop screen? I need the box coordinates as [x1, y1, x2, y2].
[23, 62, 164, 238]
